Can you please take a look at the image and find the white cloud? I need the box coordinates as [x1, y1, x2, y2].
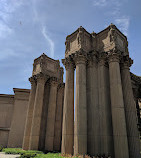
[93, 0, 107, 7]
[115, 17, 130, 36]
[0, 0, 24, 38]
[0, 48, 19, 60]
[93, 0, 122, 7]
[41, 26, 55, 58]
[0, 22, 13, 38]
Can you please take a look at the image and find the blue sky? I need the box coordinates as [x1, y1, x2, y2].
[0, 0, 141, 94]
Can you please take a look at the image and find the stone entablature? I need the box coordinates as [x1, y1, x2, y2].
[65, 24, 129, 58]
[32, 53, 63, 82]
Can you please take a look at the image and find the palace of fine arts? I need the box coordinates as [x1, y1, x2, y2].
[0, 24, 141, 158]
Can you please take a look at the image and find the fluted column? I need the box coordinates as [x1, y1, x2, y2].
[121, 57, 141, 158]
[74, 52, 87, 155]
[45, 77, 58, 151]
[87, 53, 100, 155]
[29, 73, 46, 150]
[61, 57, 74, 155]
[22, 77, 36, 150]
[98, 54, 114, 156]
[108, 52, 129, 158]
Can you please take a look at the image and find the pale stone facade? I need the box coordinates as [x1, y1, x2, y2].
[61, 24, 141, 158]
[0, 24, 141, 158]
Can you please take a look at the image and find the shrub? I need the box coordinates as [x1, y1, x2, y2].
[0, 145, 3, 152]
[20, 152, 37, 158]
[2, 148, 25, 154]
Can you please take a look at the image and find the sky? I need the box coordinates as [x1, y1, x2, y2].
[0, 0, 141, 94]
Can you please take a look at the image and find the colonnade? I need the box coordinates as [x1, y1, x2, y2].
[23, 73, 64, 151]
[61, 49, 141, 158]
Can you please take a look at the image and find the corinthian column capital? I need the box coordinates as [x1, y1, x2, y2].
[74, 50, 87, 65]
[98, 52, 108, 66]
[49, 77, 58, 86]
[62, 56, 75, 70]
[29, 76, 36, 85]
[107, 48, 123, 63]
[87, 51, 98, 67]
[35, 73, 48, 84]
[121, 55, 133, 69]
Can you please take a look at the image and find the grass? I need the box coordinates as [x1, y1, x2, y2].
[1, 148, 100, 157]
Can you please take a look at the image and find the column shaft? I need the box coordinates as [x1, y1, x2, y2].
[61, 58, 74, 155]
[29, 74, 45, 150]
[45, 78, 58, 151]
[121, 60, 141, 158]
[74, 54, 87, 155]
[54, 84, 65, 151]
[22, 77, 36, 150]
[87, 56, 100, 155]
[108, 53, 129, 158]
[98, 57, 114, 156]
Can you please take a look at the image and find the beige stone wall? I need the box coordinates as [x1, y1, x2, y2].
[0, 89, 30, 148]
[8, 88, 30, 148]
[0, 94, 14, 147]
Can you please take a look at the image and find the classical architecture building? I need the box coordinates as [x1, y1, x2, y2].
[61, 24, 141, 158]
[0, 24, 141, 158]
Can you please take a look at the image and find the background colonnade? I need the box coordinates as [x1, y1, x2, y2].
[23, 73, 65, 152]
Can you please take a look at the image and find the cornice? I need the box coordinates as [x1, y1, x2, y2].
[130, 72, 141, 85]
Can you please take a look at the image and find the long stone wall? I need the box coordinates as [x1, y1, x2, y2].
[0, 89, 30, 148]
[0, 94, 14, 147]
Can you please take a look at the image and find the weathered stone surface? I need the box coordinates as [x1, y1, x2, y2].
[8, 89, 30, 148]
[61, 57, 74, 155]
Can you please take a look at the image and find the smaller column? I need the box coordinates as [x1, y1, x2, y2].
[61, 57, 74, 155]
[74, 52, 87, 156]
[45, 77, 58, 151]
[54, 83, 65, 151]
[23, 77, 36, 150]
[108, 51, 129, 158]
[29, 73, 46, 150]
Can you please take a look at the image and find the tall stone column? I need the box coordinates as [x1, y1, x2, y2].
[74, 52, 87, 155]
[45, 77, 58, 151]
[22, 77, 36, 150]
[121, 57, 141, 158]
[87, 53, 100, 155]
[61, 57, 74, 155]
[98, 54, 114, 157]
[54, 83, 65, 151]
[108, 52, 129, 158]
[29, 73, 46, 150]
